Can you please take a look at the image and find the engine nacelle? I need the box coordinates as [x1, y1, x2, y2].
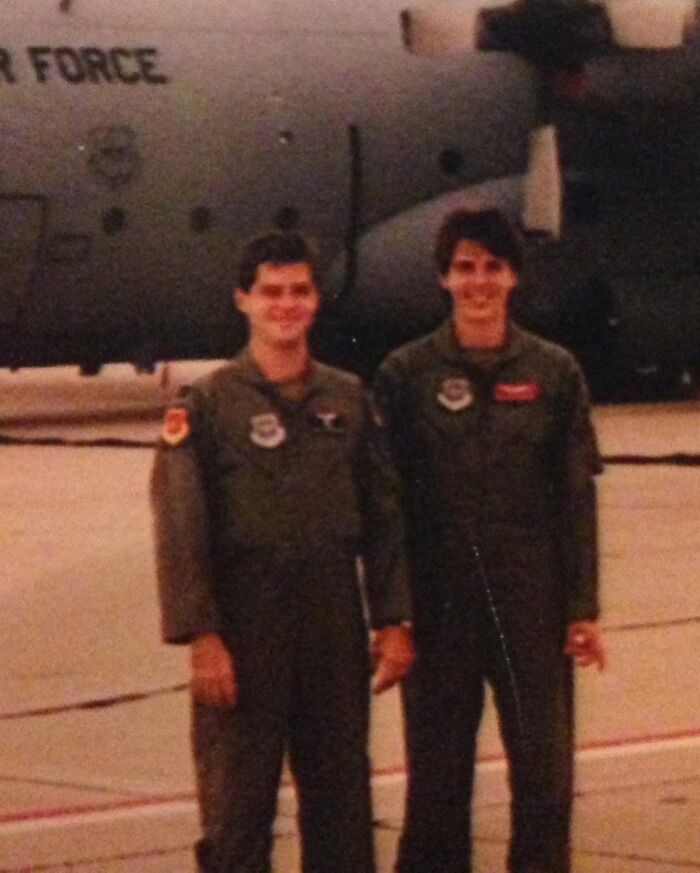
[401, 0, 511, 57]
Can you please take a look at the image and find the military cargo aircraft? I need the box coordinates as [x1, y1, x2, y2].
[1, 0, 699, 399]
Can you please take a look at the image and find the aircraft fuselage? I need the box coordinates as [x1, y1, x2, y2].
[0, 0, 535, 367]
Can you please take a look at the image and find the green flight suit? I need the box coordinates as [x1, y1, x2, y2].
[374, 320, 602, 873]
[151, 349, 411, 873]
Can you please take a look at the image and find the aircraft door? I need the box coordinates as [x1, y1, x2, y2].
[0, 196, 45, 325]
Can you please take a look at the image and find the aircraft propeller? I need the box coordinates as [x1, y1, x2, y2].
[401, 0, 698, 236]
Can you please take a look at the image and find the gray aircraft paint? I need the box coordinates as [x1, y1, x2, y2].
[0, 0, 534, 357]
[0, 0, 698, 388]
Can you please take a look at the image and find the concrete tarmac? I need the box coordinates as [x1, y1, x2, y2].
[0, 364, 698, 871]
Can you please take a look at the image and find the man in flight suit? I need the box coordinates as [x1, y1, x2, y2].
[151, 231, 414, 873]
[374, 208, 606, 873]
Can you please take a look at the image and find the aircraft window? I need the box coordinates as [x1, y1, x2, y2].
[439, 147, 466, 177]
[190, 207, 213, 233]
[102, 208, 127, 235]
[273, 206, 301, 231]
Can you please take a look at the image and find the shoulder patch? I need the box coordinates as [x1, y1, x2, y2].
[161, 406, 191, 447]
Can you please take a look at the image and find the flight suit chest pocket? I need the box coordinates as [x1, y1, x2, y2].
[489, 395, 553, 463]
[302, 409, 355, 471]
[411, 375, 480, 451]
[295, 414, 360, 537]
[212, 409, 290, 478]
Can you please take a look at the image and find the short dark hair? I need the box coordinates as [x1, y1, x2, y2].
[434, 208, 523, 275]
[237, 231, 320, 291]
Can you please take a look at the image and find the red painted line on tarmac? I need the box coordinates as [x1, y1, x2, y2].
[2, 725, 699, 826]
[0, 791, 195, 825]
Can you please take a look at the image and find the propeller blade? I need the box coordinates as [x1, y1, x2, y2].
[602, 0, 696, 49]
[523, 124, 562, 238]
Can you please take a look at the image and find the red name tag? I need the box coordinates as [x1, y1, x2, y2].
[493, 382, 540, 402]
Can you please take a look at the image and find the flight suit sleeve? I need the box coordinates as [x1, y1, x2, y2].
[372, 355, 410, 469]
[372, 356, 418, 532]
[556, 360, 603, 623]
[150, 389, 223, 644]
[354, 388, 413, 630]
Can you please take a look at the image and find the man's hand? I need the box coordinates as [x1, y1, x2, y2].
[371, 625, 416, 694]
[564, 621, 606, 671]
[190, 633, 237, 707]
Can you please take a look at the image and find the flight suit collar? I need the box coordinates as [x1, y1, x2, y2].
[433, 318, 527, 372]
[232, 346, 325, 400]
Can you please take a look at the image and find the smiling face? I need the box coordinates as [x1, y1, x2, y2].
[234, 260, 320, 350]
[439, 239, 517, 334]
